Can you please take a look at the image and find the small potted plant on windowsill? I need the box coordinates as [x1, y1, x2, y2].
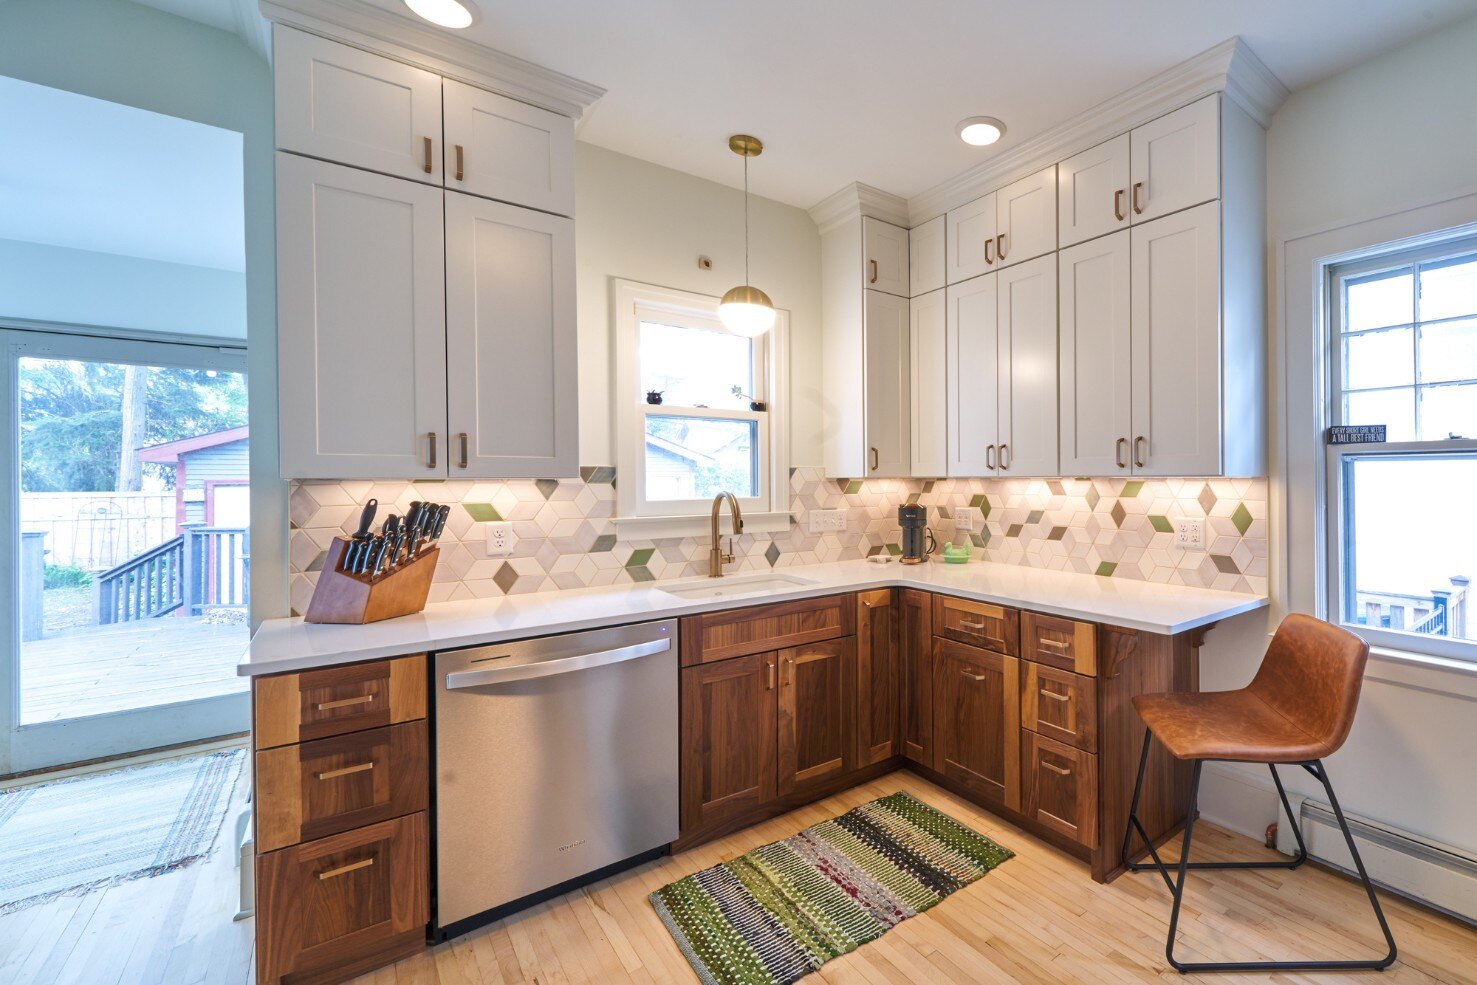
[731, 385, 766, 412]
[645, 390, 664, 405]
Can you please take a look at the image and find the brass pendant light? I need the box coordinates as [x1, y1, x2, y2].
[718, 134, 776, 338]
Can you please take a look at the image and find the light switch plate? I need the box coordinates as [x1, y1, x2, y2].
[808, 509, 846, 534]
[484, 521, 516, 557]
[1175, 518, 1205, 551]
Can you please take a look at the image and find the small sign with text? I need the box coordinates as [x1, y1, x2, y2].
[1326, 425, 1386, 445]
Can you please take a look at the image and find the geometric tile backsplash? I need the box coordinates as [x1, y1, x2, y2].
[287, 467, 1268, 616]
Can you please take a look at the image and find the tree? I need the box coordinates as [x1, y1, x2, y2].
[117, 365, 147, 492]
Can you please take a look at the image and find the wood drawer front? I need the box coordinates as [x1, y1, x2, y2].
[256, 812, 428, 985]
[933, 595, 1019, 655]
[256, 721, 429, 853]
[1022, 732, 1098, 849]
[1021, 663, 1098, 753]
[680, 595, 855, 666]
[1022, 611, 1097, 675]
[254, 654, 426, 749]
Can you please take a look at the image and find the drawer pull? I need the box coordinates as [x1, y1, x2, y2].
[961, 670, 989, 682]
[1043, 761, 1072, 776]
[1039, 689, 1069, 702]
[318, 857, 374, 881]
[316, 761, 375, 781]
[1038, 639, 1069, 650]
[958, 619, 986, 630]
[316, 694, 374, 712]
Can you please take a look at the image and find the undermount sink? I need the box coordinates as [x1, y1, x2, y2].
[657, 574, 817, 601]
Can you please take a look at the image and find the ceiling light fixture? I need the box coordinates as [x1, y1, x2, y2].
[718, 134, 776, 338]
[957, 116, 1006, 146]
[404, 0, 478, 29]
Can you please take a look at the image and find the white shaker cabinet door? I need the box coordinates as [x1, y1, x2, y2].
[864, 290, 912, 477]
[909, 215, 946, 297]
[273, 26, 443, 185]
[945, 273, 999, 477]
[995, 165, 1057, 269]
[445, 193, 578, 478]
[946, 192, 998, 284]
[862, 218, 910, 298]
[276, 154, 448, 479]
[1130, 202, 1222, 476]
[1129, 93, 1219, 223]
[442, 79, 576, 217]
[1058, 133, 1130, 248]
[1059, 230, 1132, 475]
[995, 254, 1058, 477]
[909, 289, 948, 477]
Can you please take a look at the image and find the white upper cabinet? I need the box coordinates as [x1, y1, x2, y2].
[445, 193, 578, 478]
[864, 290, 912, 477]
[442, 79, 576, 217]
[909, 290, 947, 477]
[995, 166, 1056, 269]
[1130, 202, 1221, 475]
[1129, 94, 1220, 223]
[945, 273, 999, 477]
[863, 218, 910, 297]
[945, 191, 997, 284]
[909, 215, 945, 297]
[276, 154, 448, 478]
[995, 254, 1058, 476]
[1059, 230, 1132, 474]
[274, 27, 443, 185]
[1057, 134, 1130, 248]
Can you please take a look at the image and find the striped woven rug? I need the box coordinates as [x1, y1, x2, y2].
[650, 791, 1013, 985]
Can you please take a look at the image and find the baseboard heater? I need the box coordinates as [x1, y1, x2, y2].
[1279, 795, 1477, 926]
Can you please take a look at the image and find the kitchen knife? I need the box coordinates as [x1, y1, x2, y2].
[430, 503, 449, 542]
[352, 498, 378, 540]
[404, 503, 424, 559]
[341, 539, 360, 572]
[368, 536, 390, 577]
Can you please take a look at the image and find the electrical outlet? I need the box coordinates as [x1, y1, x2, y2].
[955, 513, 975, 533]
[484, 521, 516, 557]
[1175, 518, 1205, 551]
[807, 509, 846, 534]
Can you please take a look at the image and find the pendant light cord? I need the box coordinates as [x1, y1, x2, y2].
[743, 153, 751, 288]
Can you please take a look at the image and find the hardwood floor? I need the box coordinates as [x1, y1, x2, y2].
[2, 769, 1472, 984]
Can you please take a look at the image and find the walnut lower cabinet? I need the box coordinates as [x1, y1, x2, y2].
[898, 589, 933, 763]
[778, 638, 856, 797]
[932, 638, 1021, 811]
[679, 650, 780, 836]
[854, 589, 899, 766]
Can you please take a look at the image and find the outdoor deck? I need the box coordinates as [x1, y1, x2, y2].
[20, 617, 249, 724]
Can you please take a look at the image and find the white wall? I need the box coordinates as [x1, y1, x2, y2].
[1197, 16, 1477, 856]
[574, 143, 824, 467]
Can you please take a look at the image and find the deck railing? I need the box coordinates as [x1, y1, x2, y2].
[185, 525, 250, 615]
[94, 524, 248, 625]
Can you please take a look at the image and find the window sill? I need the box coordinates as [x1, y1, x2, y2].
[611, 511, 791, 542]
[1364, 645, 1477, 700]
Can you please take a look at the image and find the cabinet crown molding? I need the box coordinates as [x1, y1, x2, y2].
[809, 182, 911, 235]
[905, 36, 1288, 225]
[258, 0, 606, 122]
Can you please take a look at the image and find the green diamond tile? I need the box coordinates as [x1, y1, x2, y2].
[626, 547, 655, 567]
[493, 562, 519, 594]
[1095, 561, 1118, 577]
[1110, 501, 1126, 528]
[1120, 480, 1144, 498]
[969, 494, 986, 507]
[464, 503, 502, 522]
[844, 480, 863, 495]
[1211, 554, 1240, 574]
[1026, 510, 1044, 524]
[1148, 515, 1174, 533]
[885, 542, 902, 556]
[1048, 527, 1066, 541]
[591, 534, 617, 552]
[626, 566, 655, 583]
[535, 478, 560, 500]
[765, 542, 781, 566]
[979, 499, 991, 520]
[1231, 502, 1253, 536]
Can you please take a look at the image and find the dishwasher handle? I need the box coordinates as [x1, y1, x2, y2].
[443, 636, 671, 689]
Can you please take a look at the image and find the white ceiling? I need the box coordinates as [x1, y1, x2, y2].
[128, 0, 270, 57]
[0, 75, 246, 271]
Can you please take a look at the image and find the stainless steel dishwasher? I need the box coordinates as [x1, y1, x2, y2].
[432, 619, 678, 938]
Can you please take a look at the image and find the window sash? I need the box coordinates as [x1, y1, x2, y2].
[629, 405, 770, 517]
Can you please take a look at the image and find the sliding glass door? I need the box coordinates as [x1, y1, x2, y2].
[1, 329, 250, 774]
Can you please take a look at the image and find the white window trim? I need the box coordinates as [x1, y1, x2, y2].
[611, 279, 790, 541]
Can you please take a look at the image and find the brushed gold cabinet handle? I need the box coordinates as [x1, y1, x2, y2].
[869, 258, 879, 284]
[1131, 181, 1144, 215]
[458, 432, 469, 469]
[869, 446, 879, 472]
[317, 761, 375, 781]
[959, 619, 986, 630]
[423, 136, 433, 174]
[985, 444, 996, 470]
[1115, 436, 1128, 469]
[1043, 761, 1073, 776]
[1039, 639, 1069, 650]
[454, 143, 464, 181]
[1114, 188, 1126, 222]
[1039, 688, 1069, 703]
[998, 444, 1011, 471]
[961, 670, 989, 682]
[983, 238, 994, 265]
[1134, 435, 1147, 468]
[766, 657, 776, 690]
[996, 233, 1007, 261]
[316, 694, 373, 711]
[318, 857, 374, 881]
[428, 432, 438, 469]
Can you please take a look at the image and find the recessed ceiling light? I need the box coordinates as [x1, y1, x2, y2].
[404, 0, 478, 29]
[958, 116, 1006, 147]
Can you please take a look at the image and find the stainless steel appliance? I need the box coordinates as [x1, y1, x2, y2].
[432, 620, 679, 937]
[898, 504, 936, 564]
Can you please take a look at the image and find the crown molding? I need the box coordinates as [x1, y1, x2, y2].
[906, 36, 1288, 225]
[808, 182, 911, 235]
[257, 0, 605, 122]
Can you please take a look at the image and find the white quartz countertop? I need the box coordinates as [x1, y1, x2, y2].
[241, 559, 1267, 677]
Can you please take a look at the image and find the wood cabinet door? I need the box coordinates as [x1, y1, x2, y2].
[1059, 230, 1132, 476]
[864, 290, 912, 477]
[909, 214, 946, 297]
[1130, 201, 1222, 476]
[1022, 731, 1099, 848]
[995, 165, 1057, 269]
[996, 253, 1059, 477]
[898, 589, 933, 764]
[778, 639, 855, 797]
[946, 191, 997, 284]
[1129, 93, 1220, 224]
[855, 590, 898, 766]
[442, 79, 576, 217]
[445, 191, 578, 478]
[275, 153, 447, 479]
[863, 217, 910, 297]
[909, 290, 948, 477]
[679, 652, 778, 835]
[273, 26, 443, 185]
[932, 639, 1020, 810]
[945, 272, 999, 476]
[1058, 133, 1131, 248]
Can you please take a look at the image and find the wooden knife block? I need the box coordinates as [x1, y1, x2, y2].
[304, 537, 439, 624]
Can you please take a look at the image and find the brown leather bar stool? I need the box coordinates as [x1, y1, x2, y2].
[1121, 613, 1397, 973]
